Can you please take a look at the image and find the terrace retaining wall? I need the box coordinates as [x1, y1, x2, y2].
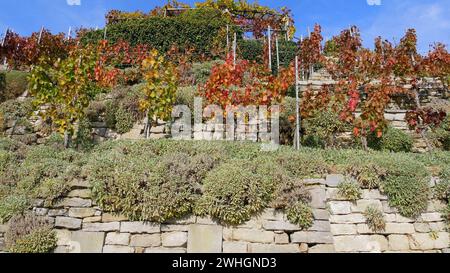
[0, 174, 448, 253]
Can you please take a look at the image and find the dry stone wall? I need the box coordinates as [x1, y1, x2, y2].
[1, 174, 448, 253]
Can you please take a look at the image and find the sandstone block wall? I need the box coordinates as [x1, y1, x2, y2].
[1, 174, 448, 253]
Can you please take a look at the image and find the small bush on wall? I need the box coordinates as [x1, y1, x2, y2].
[5, 213, 56, 253]
[368, 126, 413, 152]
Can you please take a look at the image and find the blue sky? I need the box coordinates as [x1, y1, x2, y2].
[0, 0, 449, 53]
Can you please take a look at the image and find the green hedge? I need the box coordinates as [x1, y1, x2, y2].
[81, 8, 240, 59]
[238, 39, 297, 68]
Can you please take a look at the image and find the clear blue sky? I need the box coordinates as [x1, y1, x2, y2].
[0, 0, 449, 53]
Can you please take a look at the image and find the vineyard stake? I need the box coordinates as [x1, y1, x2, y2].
[38, 26, 44, 45]
[268, 26, 272, 71]
[295, 56, 301, 150]
[276, 35, 280, 71]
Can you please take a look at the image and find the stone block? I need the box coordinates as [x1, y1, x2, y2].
[105, 232, 130, 246]
[361, 189, 387, 200]
[67, 189, 91, 199]
[290, 231, 333, 244]
[308, 244, 335, 253]
[162, 232, 188, 247]
[329, 201, 352, 215]
[48, 209, 68, 217]
[419, 213, 442, 222]
[330, 224, 357, 235]
[83, 216, 102, 223]
[187, 225, 223, 253]
[330, 214, 366, 224]
[384, 223, 415, 234]
[70, 231, 105, 253]
[262, 220, 300, 231]
[309, 187, 326, 209]
[309, 221, 331, 232]
[120, 222, 160, 234]
[232, 229, 274, 243]
[145, 247, 186, 253]
[388, 235, 410, 251]
[130, 234, 161, 247]
[55, 217, 82, 230]
[334, 235, 387, 253]
[68, 208, 96, 218]
[55, 229, 72, 246]
[248, 243, 300, 253]
[103, 245, 134, 253]
[161, 225, 189, 232]
[223, 242, 248, 253]
[274, 233, 290, 244]
[57, 198, 91, 208]
[326, 174, 345, 187]
[83, 222, 120, 232]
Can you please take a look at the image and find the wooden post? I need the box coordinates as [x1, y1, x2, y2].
[38, 26, 44, 45]
[276, 35, 280, 71]
[268, 26, 272, 71]
[295, 56, 301, 150]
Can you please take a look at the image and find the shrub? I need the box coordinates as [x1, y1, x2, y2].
[338, 180, 362, 201]
[0, 71, 29, 102]
[75, 118, 94, 150]
[191, 60, 224, 85]
[286, 202, 314, 229]
[375, 154, 430, 218]
[114, 106, 135, 134]
[239, 40, 264, 63]
[303, 109, 347, 148]
[5, 213, 56, 253]
[0, 98, 33, 133]
[89, 147, 218, 222]
[434, 180, 450, 201]
[175, 86, 197, 115]
[0, 194, 29, 223]
[368, 126, 413, 152]
[364, 205, 386, 232]
[429, 116, 450, 151]
[194, 159, 274, 225]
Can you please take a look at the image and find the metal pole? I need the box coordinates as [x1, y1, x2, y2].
[38, 26, 44, 45]
[1, 28, 8, 47]
[276, 35, 280, 71]
[67, 27, 72, 41]
[295, 56, 301, 150]
[268, 26, 272, 71]
[233, 32, 236, 67]
[226, 25, 229, 52]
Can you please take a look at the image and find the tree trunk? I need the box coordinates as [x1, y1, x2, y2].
[361, 135, 368, 151]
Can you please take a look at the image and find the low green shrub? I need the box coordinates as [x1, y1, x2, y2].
[5, 213, 56, 253]
[191, 60, 224, 85]
[368, 126, 413, 152]
[303, 109, 347, 149]
[114, 106, 135, 134]
[337, 180, 362, 201]
[286, 201, 314, 229]
[194, 159, 274, 225]
[429, 116, 450, 151]
[364, 205, 386, 232]
[0, 194, 29, 223]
